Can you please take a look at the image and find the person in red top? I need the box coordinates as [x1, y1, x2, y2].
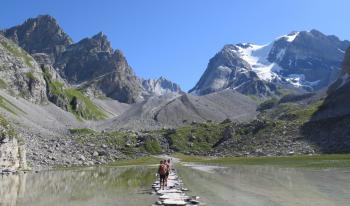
[158, 160, 167, 190]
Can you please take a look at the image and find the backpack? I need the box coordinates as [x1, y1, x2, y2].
[159, 164, 168, 175]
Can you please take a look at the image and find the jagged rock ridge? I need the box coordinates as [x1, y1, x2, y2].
[2, 15, 72, 63]
[54, 32, 142, 103]
[3, 15, 183, 104]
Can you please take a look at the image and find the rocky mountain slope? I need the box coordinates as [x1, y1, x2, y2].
[190, 30, 349, 96]
[55, 32, 143, 103]
[0, 34, 47, 103]
[3, 39, 109, 121]
[0, 14, 185, 121]
[100, 89, 257, 130]
[300, 46, 350, 153]
[141, 76, 183, 97]
[312, 46, 350, 120]
[2, 15, 183, 104]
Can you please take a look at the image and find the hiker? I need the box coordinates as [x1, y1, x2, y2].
[158, 160, 167, 190]
[164, 159, 171, 187]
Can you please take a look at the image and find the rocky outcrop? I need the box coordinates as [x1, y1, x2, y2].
[55, 32, 142, 103]
[32, 52, 54, 65]
[41, 63, 70, 110]
[0, 115, 27, 172]
[311, 46, 350, 120]
[300, 47, 350, 153]
[141, 76, 183, 97]
[0, 34, 47, 103]
[2, 15, 72, 63]
[0, 138, 27, 172]
[343, 47, 350, 74]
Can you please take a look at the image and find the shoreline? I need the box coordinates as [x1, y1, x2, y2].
[2, 153, 350, 175]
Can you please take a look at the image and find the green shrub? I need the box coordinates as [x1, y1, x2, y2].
[0, 113, 19, 142]
[257, 98, 278, 111]
[69, 128, 96, 135]
[166, 122, 227, 153]
[25, 72, 37, 81]
[144, 138, 162, 154]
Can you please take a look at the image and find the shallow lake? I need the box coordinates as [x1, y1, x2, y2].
[0, 166, 157, 206]
[178, 164, 350, 206]
[1, 164, 350, 206]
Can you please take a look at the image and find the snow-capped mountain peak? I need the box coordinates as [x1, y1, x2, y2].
[280, 31, 300, 42]
[190, 30, 350, 96]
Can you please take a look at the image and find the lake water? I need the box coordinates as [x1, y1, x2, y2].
[0, 166, 157, 206]
[1, 164, 350, 206]
[178, 164, 350, 206]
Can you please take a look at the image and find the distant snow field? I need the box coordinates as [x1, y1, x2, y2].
[234, 43, 282, 81]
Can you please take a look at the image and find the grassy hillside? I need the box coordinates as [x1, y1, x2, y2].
[69, 128, 163, 155]
[43, 68, 107, 120]
[156, 95, 325, 156]
[165, 122, 228, 153]
[175, 153, 350, 168]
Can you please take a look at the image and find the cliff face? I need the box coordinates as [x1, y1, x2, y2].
[2, 15, 72, 63]
[300, 47, 350, 153]
[312, 47, 350, 120]
[0, 34, 47, 103]
[0, 138, 27, 171]
[55, 33, 142, 103]
[0, 115, 27, 172]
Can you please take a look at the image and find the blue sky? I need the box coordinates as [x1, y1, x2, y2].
[1, 0, 349, 91]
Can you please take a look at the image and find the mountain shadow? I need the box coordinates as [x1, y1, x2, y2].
[301, 47, 350, 153]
